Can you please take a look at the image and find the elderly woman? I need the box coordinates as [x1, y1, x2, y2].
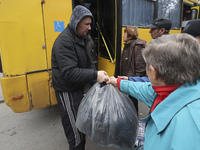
[107, 34, 200, 150]
[120, 26, 146, 77]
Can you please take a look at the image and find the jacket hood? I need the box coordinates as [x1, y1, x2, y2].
[69, 5, 93, 35]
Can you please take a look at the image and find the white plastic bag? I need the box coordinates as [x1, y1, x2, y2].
[76, 82, 138, 150]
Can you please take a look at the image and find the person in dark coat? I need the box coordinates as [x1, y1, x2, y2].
[51, 5, 108, 150]
[120, 26, 146, 113]
[120, 26, 146, 77]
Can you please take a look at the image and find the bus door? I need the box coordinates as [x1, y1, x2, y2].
[41, 0, 73, 108]
[97, 0, 122, 76]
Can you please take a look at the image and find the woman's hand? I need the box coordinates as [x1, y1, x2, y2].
[106, 76, 117, 87]
[118, 76, 128, 80]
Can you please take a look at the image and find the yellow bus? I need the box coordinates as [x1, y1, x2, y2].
[0, 0, 193, 113]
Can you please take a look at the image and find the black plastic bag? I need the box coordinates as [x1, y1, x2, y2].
[76, 82, 138, 150]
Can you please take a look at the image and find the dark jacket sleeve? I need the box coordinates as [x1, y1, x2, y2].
[133, 44, 146, 76]
[129, 76, 150, 82]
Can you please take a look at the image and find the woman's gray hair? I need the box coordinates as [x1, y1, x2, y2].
[143, 33, 200, 85]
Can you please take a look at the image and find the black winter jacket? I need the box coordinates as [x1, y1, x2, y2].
[51, 6, 97, 92]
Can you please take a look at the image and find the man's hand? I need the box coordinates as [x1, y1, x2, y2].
[97, 70, 109, 83]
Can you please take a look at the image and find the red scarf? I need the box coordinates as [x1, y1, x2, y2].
[151, 84, 181, 113]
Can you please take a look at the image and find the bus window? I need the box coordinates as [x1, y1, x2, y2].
[122, 0, 181, 30]
[157, 0, 182, 29]
[122, 0, 155, 27]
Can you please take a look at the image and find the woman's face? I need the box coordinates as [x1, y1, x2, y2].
[123, 32, 131, 43]
[146, 66, 155, 84]
[146, 65, 165, 86]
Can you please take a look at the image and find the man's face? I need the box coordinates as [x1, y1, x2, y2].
[149, 28, 163, 39]
[77, 16, 92, 37]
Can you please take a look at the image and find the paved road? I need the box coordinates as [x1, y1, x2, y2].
[0, 94, 149, 150]
[0, 102, 121, 150]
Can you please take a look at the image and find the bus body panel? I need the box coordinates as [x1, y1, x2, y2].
[0, 0, 73, 112]
[184, 0, 195, 5]
[1, 75, 30, 113]
[0, 0, 47, 76]
[27, 72, 50, 110]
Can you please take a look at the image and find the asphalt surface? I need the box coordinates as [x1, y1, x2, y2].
[0, 90, 149, 150]
[0, 102, 122, 150]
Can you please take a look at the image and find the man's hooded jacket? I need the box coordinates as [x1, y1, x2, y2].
[51, 5, 97, 92]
